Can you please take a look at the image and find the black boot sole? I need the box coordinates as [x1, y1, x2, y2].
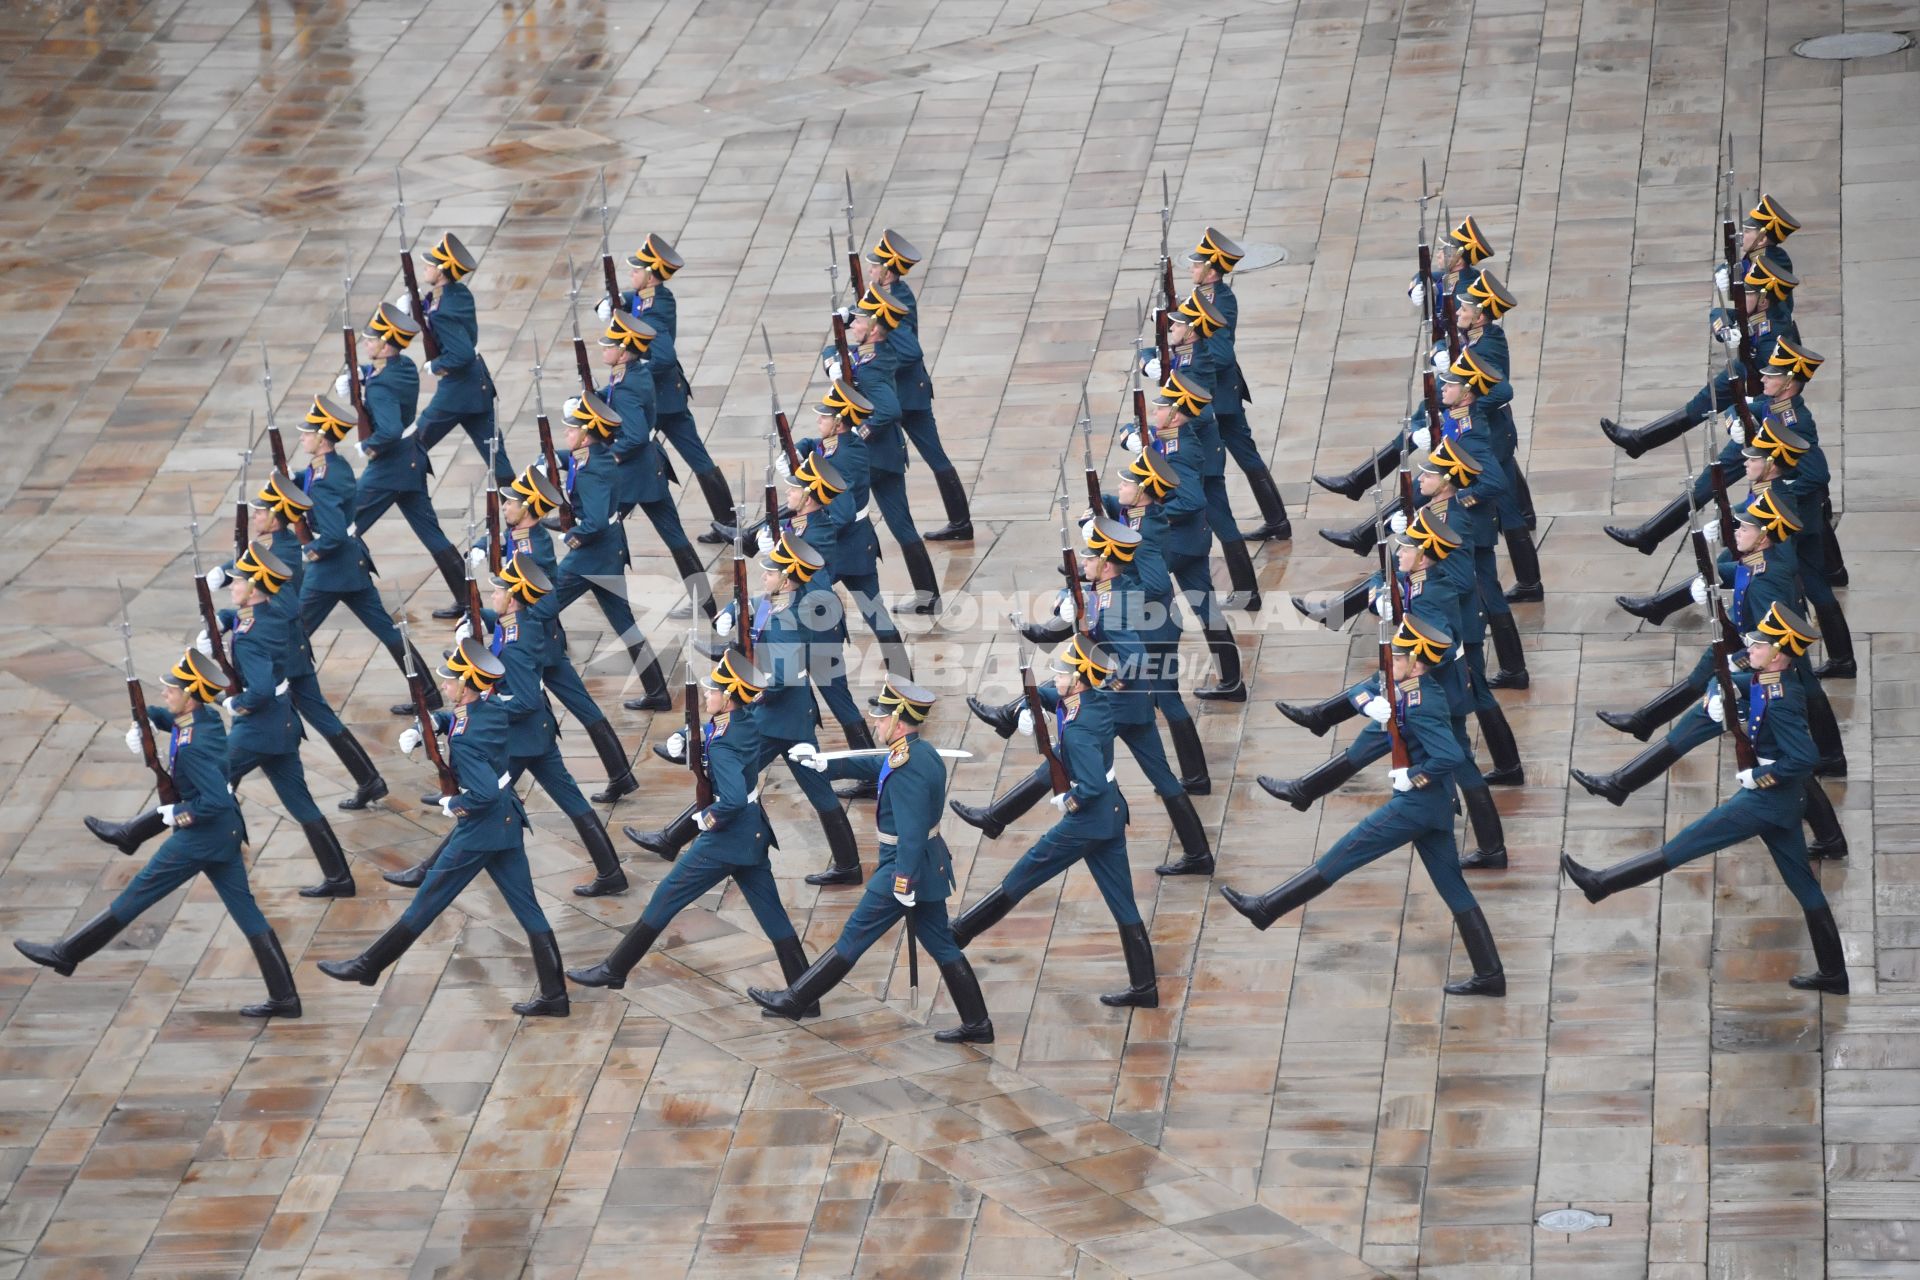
[1788, 973, 1849, 994]
[1242, 522, 1292, 542]
[572, 874, 630, 898]
[1222, 592, 1261, 613]
[804, 867, 862, 887]
[338, 779, 390, 811]
[299, 880, 357, 899]
[13, 940, 79, 977]
[590, 780, 638, 804]
[1504, 583, 1544, 604]
[1810, 841, 1849, 861]
[1443, 974, 1506, 996]
[925, 525, 973, 542]
[1483, 765, 1525, 787]
[1459, 850, 1508, 870]
[1194, 685, 1247, 703]
[382, 867, 430, 888]
[933, 1023, 995, 1044]
[1815, 661, 1857, 680]
[1487, 671, 1530, 691]
[623, 694, 673, 712]
[316, 961, 379, 986]
[1256, 777, 1313, 812]
[1098, 988, 1159, 1008]
[512, 997, 571, 1017]
[239, 999, 303, 1019]
[1155, 857, 1215, 877]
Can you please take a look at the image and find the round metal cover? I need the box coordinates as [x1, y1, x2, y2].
[1792, 31, 1911, 59]
[1537, 1208, 1612, 1233]
[1233, 242, 1290, 273]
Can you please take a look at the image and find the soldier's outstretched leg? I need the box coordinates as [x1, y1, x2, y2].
[1600, 407, 1703, 459]
[1604, 491, 1693, 556]
[1571, 738, 1685, 806]
[1258, 754, 1363, 812]
[1598, 676, 1704, 741]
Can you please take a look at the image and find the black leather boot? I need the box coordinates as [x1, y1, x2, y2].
[586, 719, 638, 803]
[327, 730, 389, 811]
[1240, 467, 1292, 542]
[1099, 922, 1159, 1008]
[899, 540, 941, 615]
[299, 819, 356, 898]
[750, 944, 849, 1019]
[1502, 531, 1543, 603]
[764, 935, 822, 1017]
[1258, 754, 1362, 812]
[1812, 599, 1856, 680]
[1560, 848, 1667, 904]
[383, 832, 448, 887]
[566, 919, 660, 989]
[1804, 680, 1848, 777]
[1616, 580, 1695, 627]
[695, 469, 736, 538]
[1804, 780, 1848, 860]
[1164, 715, 1210, 795]
[1599, 407, 1700, 459]
[1194, 620, 1245, 702]
[1598, 677, 1699, 741]
[805, 808, 863, 887]
[667, 543, 718, 622]
[1276, 691, 1359, 738]
[1220, 866, 1331, 931]
[1019, 616, 1074, 648]
[570, 811, 628, 898]
[1603, 491, 1692, 556]
[950, 768, 1050, 840]
[84, 808, 166, 857]
[1486, 613, 1529, 690]
[832, 720, 880, 799]
[1444, 907, 1506, 996]
[933, 958, 995, 1043]
[1155, 792, 1214, 876]
[625, 803, 699, 862]
[621, 640, 672, 711]
[1292, 579, 1374, 631]
[387, 640, 443, 714]
[317, 920, 420, 985]
[951, 887, 1016, 949]
[1789, 906, 1849, 994]
[1571, 738, 1682, 806]
[968, 694, 1022, 740]
[240, 929, 303, 1018]
[13, 910, 124, 977]
[1219, 536, 1261, 612]
[925, 469, 974, 541]
[513, 930, 571, 1016]
[429, 545, 469, 620]
[1312, 441, 1399, 501]
[1821, 503, 1849, 586]
[1458, 786, 1507, 870]
[1475, 701, 1525, 786]
[1319, 500, 1395, 556]
[1512, 465, 1538, 531]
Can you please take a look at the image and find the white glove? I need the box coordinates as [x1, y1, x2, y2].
[595, 296, 613, 322]
[274, 680, 289, 696]
[663, 729, 687, 760]
[1056, 591, 1077, 624]
[715, 610, 736, 638]
[1016, 708, 1034, 737]
[1705, 692, 1725, 725]
[1714, 320, 1739, 346]
[1143, 356, 1163, 382]
[125, 722, 145, 755]
[439, 795, 458, 817]
[221, 696, 238, 714]
[1389, 767, 1414, 792]
[454, 618, 472, 643]
[158, 804, 179, 827]
[205, 564, 227, 590]
[894, 886, 916, 909]
[1714, 264, 1731, 292]
[1408, 278, 1425, 305]
[1361, 695, 1392, 725]
[392, 293, 415, 319]
[1388, 510, 1409, 535]
[563, 396, 582, 421]
[1370, 589, 1391, 619]
[466, 545, 488, 572]
[350, 439, 367, 461]
[193, 628, 213, 658]
[1689, 576, 1708, 606]
[1699, 520, 1721, 544]
[1121, 427, 1142, 453]
[755, 527, 774, 555]
[333, 370, 353, 401]
[1409, 426, 1431, 452]
[695, 808, 716, 831]
[1737, 768, 1757, 790]
[823, 357, 844, 382]
[787, 743, 827, 772]
[1049, 792, 1070, 812]
[399, 725, 424, 755]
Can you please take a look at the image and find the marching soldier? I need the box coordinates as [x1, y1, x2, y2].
[830, 292, 941, 613]
[340, 302, 469, 621]
[947, 636, 1160, 1011]
[23, 649, 303, 1017]
[568, 649, 822, 1004]
[1222, 618, 1507, 997]
[599, 233, 737, 534]
[862, 230, 973, 541]
[384, 555, 629, 897]
[960, 517, 1213, 876]
[552, 391, 673, 712]
[294, 397, 444, 712]
[1407, 214, 1496, 314]
[752, 678, 995, 1043]
[1600, 257, 1800, 458]
[319, 638, 572, 1016]
[247, 472, 388, 811]
[1725, 195, 1799, 314]
[406, 232, 514, 484]
[1184, 227, 1292, 543]
[798, 380, 911, 676]
[1561, 606, 1847, 995]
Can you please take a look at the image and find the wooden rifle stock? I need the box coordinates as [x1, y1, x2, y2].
[1377, 623, 1411, 770]
[1154, 309, 1172, 384]
[831, 313, 853, 381]
[686, 674, 714, 811]
[128, 679, 180, 806]
[1022, 658, 1071, 795]
[194, 578, 240, 692]
[601, 253, 622, 315]
[343, 322, 373, 442]
[399, 253, 440, 362]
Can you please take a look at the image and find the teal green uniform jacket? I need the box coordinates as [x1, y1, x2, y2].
[826, 735, 954, 900]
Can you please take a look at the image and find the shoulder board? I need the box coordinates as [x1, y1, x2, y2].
[712, 711, 730, 736]
[236, 606, 255, 633]
[1758, 670, 1783, 687]
[638, 286, 656, 305]
[772, 594, 792, 613]
[1198, 284, 1216, 302]
[858, 341, 878, 359]
[312, 458, 327, 481]
[791, 513, 809, 535]
[450, 706, 469, 736]
[1063, 692, 1081, 722]
[1409, 569, 1426, 590]
[887, 739, 911, 768]
[1743, 551, 1766, 569]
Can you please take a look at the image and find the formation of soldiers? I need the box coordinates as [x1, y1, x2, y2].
[13, 167, 1852, 1034]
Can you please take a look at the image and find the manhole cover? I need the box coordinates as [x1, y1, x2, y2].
[1234, 242, 1290, 273]
[1792, 31, 1911, 59]
[1537, 1208, 1613, 1233]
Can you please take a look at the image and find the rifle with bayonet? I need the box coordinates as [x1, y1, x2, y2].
[1013, 616, 1071, 796]
[118, 582, 180, 806]
[1691, 381, 1759, 775]
[566, 254, 596, 395]
[260, 343, 290, 474]
[532, 350, 576, 531]
[1077, 386, 1102, 513]
[485, 428, 503, 573]
[235, 415, 253, 559]
[342, 270, 374, 442]
[1158, 172, 1177, 310]
[1416, 161, 1435, 331]
[463, 508, 485, 637]
[831, 310, 854, 383]
[731, 504, 753, 664]
[1058, 492, 1088, 634]
[598, 168, 622, 313]
[1435, 197, 1461, 359]
[764, 434, 782, 542]
[843, 172, 866, 298]
[187, 486, 241, 692]
[761, 325, 800, 468]
[395, 170, 441, 362]
[685, 628, 714, 811]
[399, 614, 458, 800]
[1720, 134, 1761, 398]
